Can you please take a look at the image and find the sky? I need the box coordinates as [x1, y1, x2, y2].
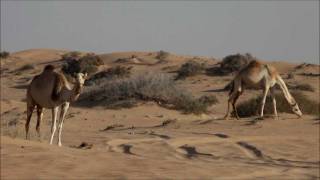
[1, 1, 319, 63]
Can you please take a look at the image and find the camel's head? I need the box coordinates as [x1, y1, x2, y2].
[75, 72, 88, 85]
[291, 102, 302, 118]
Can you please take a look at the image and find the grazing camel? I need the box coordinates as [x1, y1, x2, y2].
[224, 60, 302, 120]
[26, 65, 87, 146]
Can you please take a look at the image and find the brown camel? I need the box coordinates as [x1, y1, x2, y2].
[26, 65, 87, 146]
[224, 60, 302, 120]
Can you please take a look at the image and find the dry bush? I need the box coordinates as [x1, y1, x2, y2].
[156, 50, 170, 60]
[79, 73, 218, 114]
[62, 53, 104, 76]
[175, 60, 206, 80]
[235, 91, 319, 117]
[207, 53, 254, 76]
[61, 51, 81, 59]
[85, 66, 132, 86]
[288, 83, 314, 92]
[0, 51, 10, 59]
[17, 64, 35, 71]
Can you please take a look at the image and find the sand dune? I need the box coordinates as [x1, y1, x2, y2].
[1, 49, 319, 179]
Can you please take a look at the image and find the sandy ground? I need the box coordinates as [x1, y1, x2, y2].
[1, 49, 319, 179]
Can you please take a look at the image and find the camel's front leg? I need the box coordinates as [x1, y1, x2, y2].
[260, 86, 270, 118]
[50, 107, 59, 145]
[57, 103, 69, 147]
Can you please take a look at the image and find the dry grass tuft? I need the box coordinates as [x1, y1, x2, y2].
[79, 73, 218, 114]
[175, 60, 206, 80]
[288, 83, 314, 92]
[85, 66, 132, 86]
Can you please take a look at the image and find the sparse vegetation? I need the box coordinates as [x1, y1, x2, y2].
[17, 64, 35, 71]
[85, 66, 132, 86]
[175, 60, 206, 80]
[0, 51, 10, 59]
[79, 73, 218, 114]
[288, 83, 314, 92]
[156, 50, 170, 61]
[61, 51, 81, 60]
[235, 91, 319, 117]
[207, 53, 254, 76]
[62, 53, 104, 76]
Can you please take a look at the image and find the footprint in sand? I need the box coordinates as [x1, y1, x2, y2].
[178, 144, 215, 159]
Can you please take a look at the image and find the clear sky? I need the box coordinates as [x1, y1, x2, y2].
[1, 1, 319, 63]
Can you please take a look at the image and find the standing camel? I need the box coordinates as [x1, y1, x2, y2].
[26, 65, 87, 146]
[224, 60, 302, 120]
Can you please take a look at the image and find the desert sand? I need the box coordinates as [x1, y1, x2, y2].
[1, 49, 319, 179]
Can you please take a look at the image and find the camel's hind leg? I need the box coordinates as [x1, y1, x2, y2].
[36, 106, 43, 140]
[224, 80, 242, 120]
[57, 102, 69, 147]
[232, 91, 243, 120]
[26, 94, 36, 140]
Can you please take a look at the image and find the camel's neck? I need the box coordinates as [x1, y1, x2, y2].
[58, 82, 83, 103]
[70, 82, 83, 102]
[276, 75, 295, 105]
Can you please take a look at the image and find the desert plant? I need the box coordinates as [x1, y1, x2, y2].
[289, 83, 314, 92]
[85, 66, 132, 86]
[176, 60, 205, 80]
[79, 73, 217, 114]
[62, 53, 104, 76]
[17, 64, 35, 71]
[156, 50, 170, 60]
[61, 51, 81, 60]
[175, 94, 219, 114]
[208, 53, 254, 76]
[235, 91, 319, 117]
[0, 51, 10, 59]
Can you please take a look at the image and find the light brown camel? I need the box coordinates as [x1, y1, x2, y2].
[224, 60, 302, 120]
[26, 65, 87, 146]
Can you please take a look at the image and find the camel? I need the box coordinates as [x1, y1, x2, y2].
[26, 65, 87, 146]
[224, 60, 302, 120]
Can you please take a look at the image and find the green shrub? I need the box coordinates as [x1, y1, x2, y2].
[176, 60, 205, 80]
[235, 91, 319, 117]
[79, 73, 218, 114]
